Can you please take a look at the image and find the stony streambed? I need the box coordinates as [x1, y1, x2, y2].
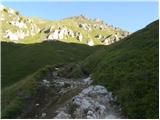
[53, 77, 123, 119]
[20, 67, 124, 119]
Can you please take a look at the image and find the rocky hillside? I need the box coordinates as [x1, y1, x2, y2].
[1, 3, 158, 119]
[0, 4, 40, 42]
[1, 4, 129, 45]
[1, 20, 158, 119]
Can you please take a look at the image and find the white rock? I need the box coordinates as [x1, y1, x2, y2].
[87, 40, 94, 46]
[68, 29, 74, 37]
[87, 110, 97, 119]
[16, 30, 26, 39]
[10, 20, 27, 29]
[41, 113, 46, 118]
[55, 111, 70, 119]
[73, 96, 92, 110]
[42, 79, 50, 87]
[58, 82, 65, 87]
[4, 30, 18, 40]
[48, 30, 59, 40]
[83, 77, 92, 85]
[53, 84, 120, 119]
[35, 103, 40, 106]
[58, 30, 64, 40]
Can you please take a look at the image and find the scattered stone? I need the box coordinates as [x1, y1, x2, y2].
[54, 85, 120, 119]
[82, 77, 93, 85]
[42, 79, 50, 87]
[41, 112, 46, 118]
[54, 111, 71, 119]
[35, 103, 40, 106]
[103, 34, 120, 45]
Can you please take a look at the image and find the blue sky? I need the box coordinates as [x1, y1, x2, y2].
[2, 1, 158, 32]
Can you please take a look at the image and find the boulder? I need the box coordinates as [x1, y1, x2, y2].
[46, 27, 76, 40]
[48, 30, 59, 40]
[82, 77, 93, 85]
[4, 30, 19, 40]
[103, 34, 120, 45]
[42, 79, 50, 87]
[16, 30, 26, 39]
[87, 40, 94, 46]
[41, 113, 46, 118]
[54, 85, 116, 119]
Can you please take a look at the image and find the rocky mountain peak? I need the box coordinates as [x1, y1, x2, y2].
[1, 5, 130, 45]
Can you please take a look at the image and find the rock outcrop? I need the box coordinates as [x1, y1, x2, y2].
[87, 39, 94, 46]
[1, 4, 130, 45]
[54, 85, 122, 119]
[79, 23, 92, 31]
[46, 27, 81, 41]
[1, 4, 40, 41]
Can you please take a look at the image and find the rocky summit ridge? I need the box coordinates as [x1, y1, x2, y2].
[1, 4, 130, 46]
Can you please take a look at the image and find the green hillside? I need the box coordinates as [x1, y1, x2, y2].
[60, 20, 159, 118]
[2, 20, 159, 119]
[1, 4, 159, 119]
[1, 41, 101, 88]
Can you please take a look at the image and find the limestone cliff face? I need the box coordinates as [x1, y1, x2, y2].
[1, 5, 130, 45]
[1, 4, 40, 42]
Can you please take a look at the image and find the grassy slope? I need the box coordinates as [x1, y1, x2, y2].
[2, 20, 158, 119]
[60, 20, 159, 118]
[1, 41, 101, 88]
[89, 20, 159, 118]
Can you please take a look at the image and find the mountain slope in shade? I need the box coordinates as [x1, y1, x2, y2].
[62, 20, 159, 118]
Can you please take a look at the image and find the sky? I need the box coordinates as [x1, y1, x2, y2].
[2, 1, 158, 32]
